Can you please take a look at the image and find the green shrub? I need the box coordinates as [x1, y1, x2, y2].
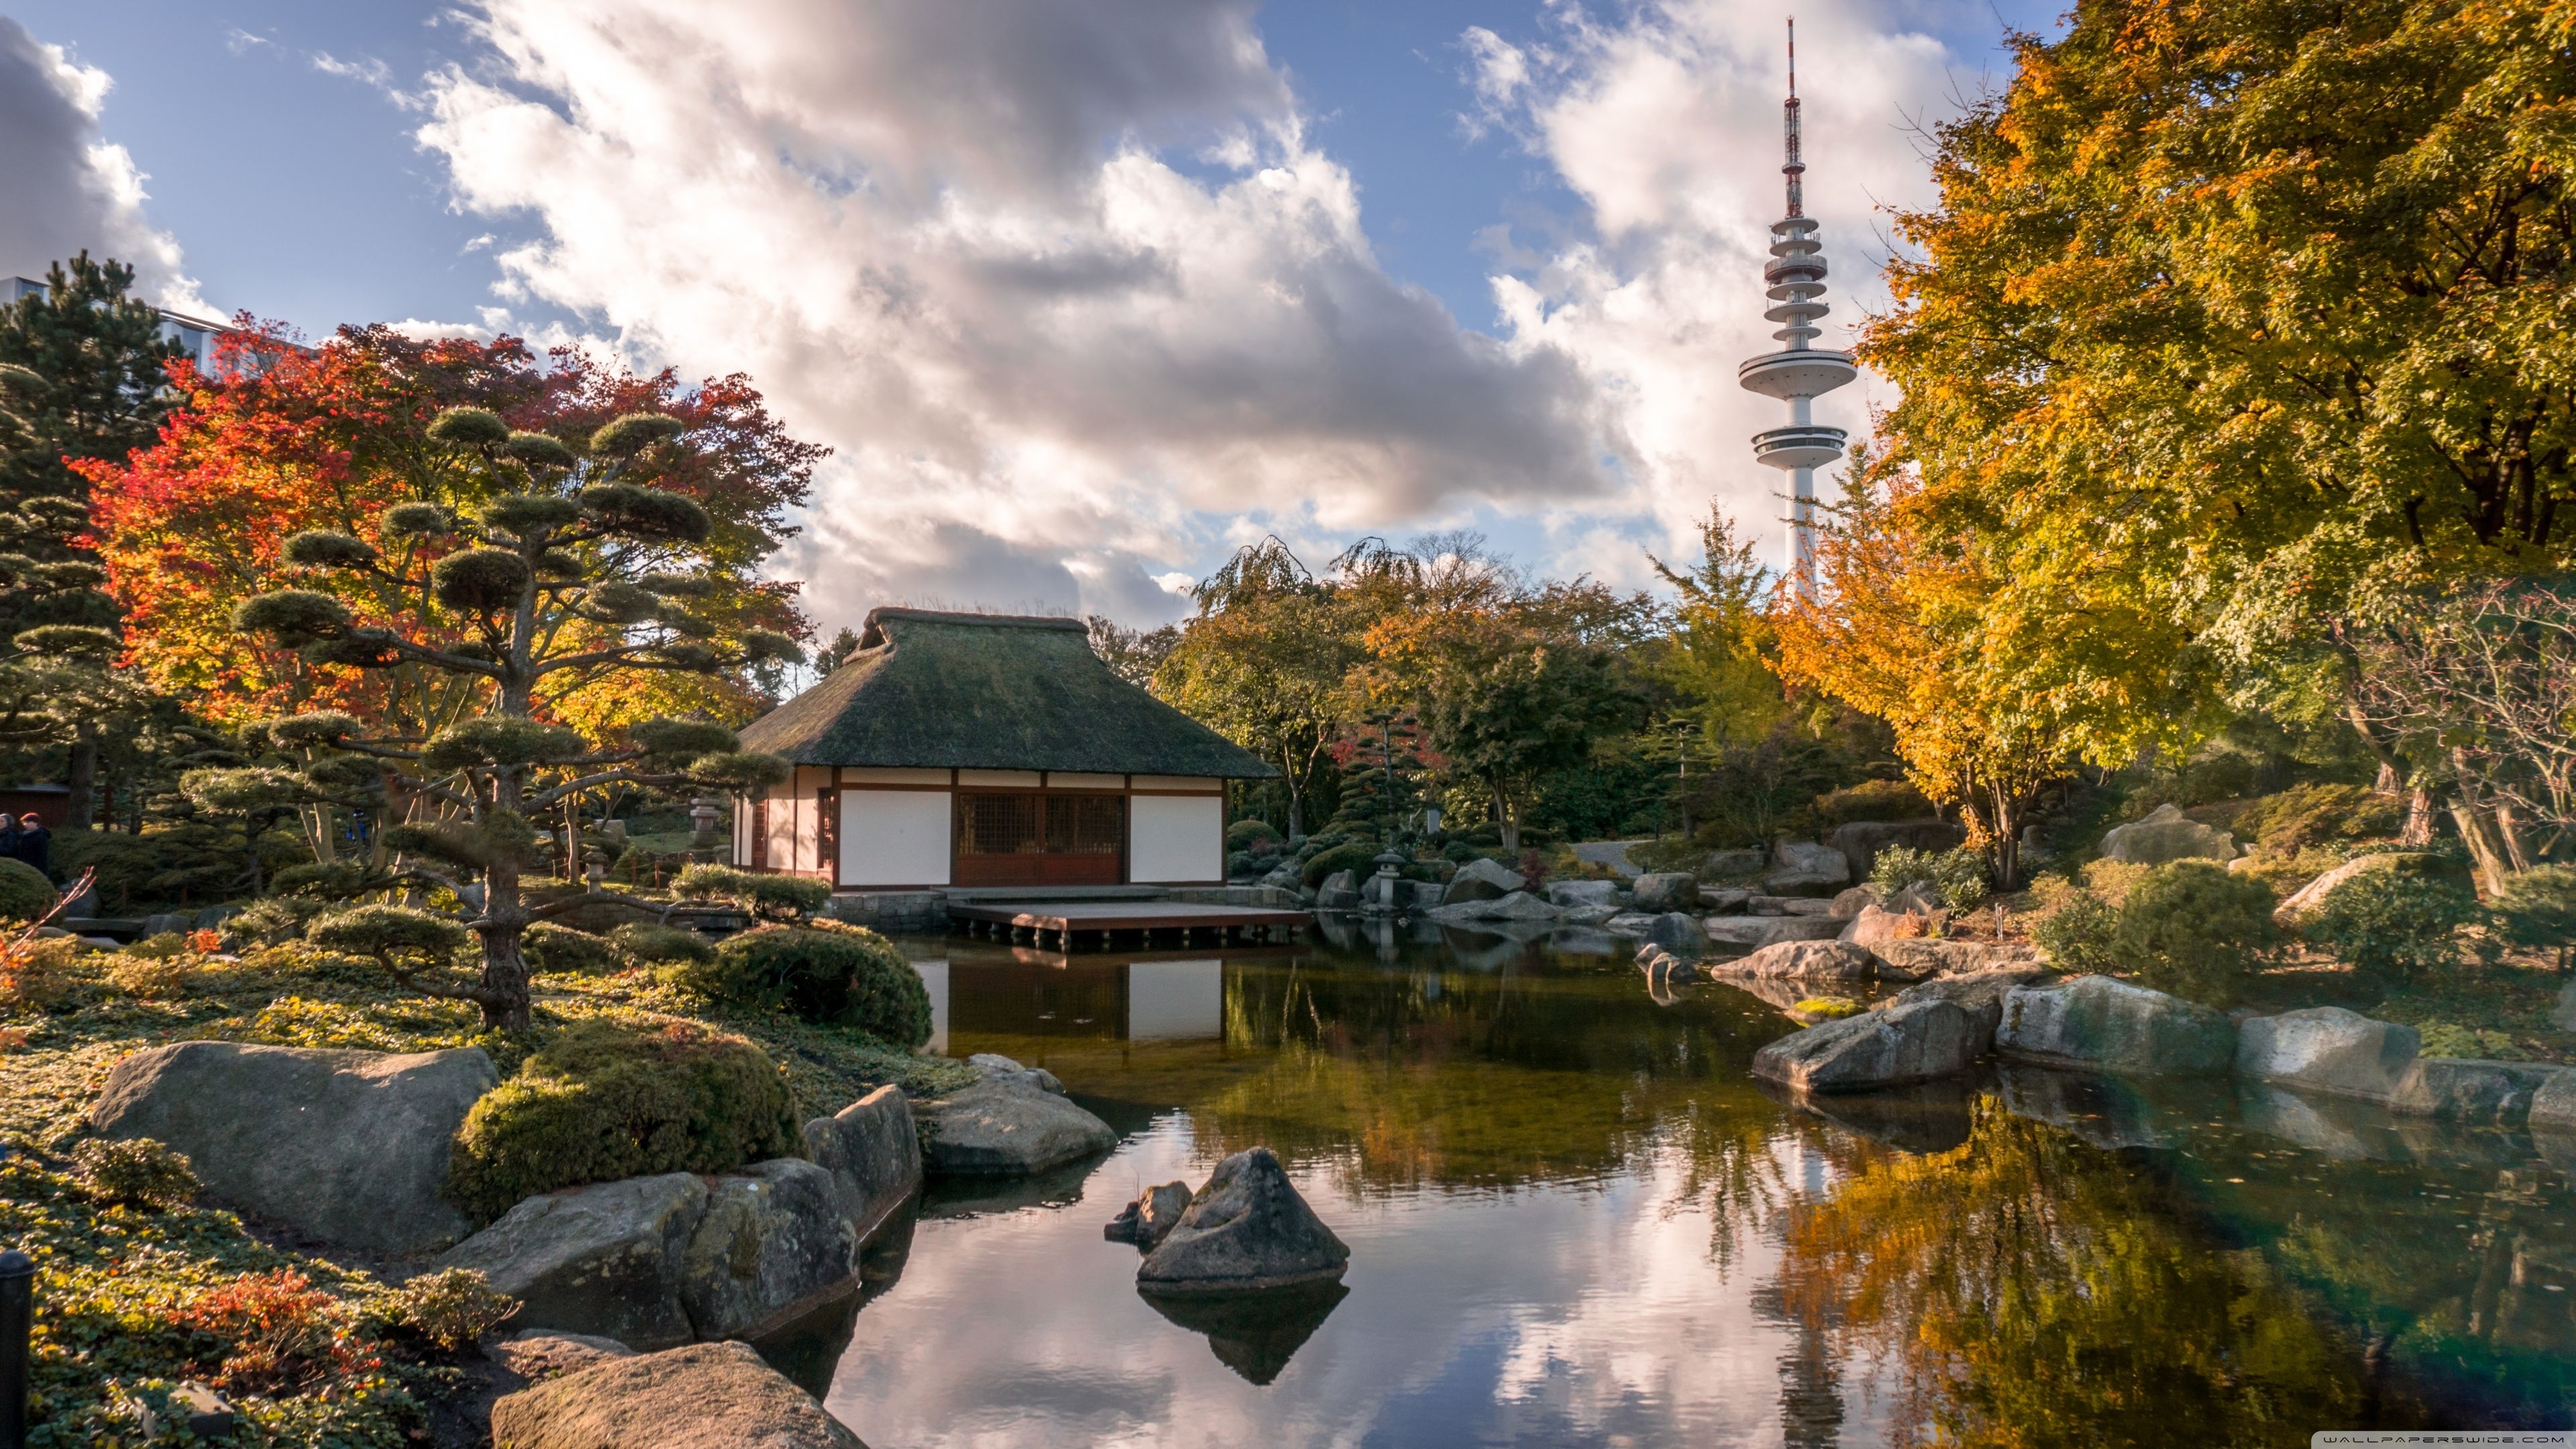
[2416, 1020, 2531, 1061]
[523, 922, 618, 975]
[1811, 778, 1933, 828]
[375, 1267, 518, 1351]
[1301, 841, 1379, 890]
[672, 863, 829, 922]
[1793, 997, 1863, 1019]
[0, 856, 55, 921]
[2241, 782, 2402, 858]
[2493, 864, 2576, 973]
[1871, 845, 1991, 910]
[695, 924, 934, 1044]
[445, 1014, 799, 1222]
[2308, 870, 2481, 987]
[2113, 861, 2283, 1006]
[1226, 818, 1281, 851]
[226, 894, 327, 945]
[2029, 877, 2121, 975]
[610, 922, 714, 967]
[73, 1137, 201, 1210]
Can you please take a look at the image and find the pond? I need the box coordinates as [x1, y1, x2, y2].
[797, 918, 2576, 1448]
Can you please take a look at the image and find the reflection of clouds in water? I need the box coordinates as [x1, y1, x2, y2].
[828, 1117, 1867, 1447]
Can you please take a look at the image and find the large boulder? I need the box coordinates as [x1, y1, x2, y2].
[1138, 1146, 1349, 1293]
[439, 1173, 710, 1350]
[1442, 857, 1525, 905]
[1714, 939, 1882, 983]
[916, 1074, 1116, 1176]
[1630, 872, 1699, 912]
[1703, 847, 1766, 878]
[488, 1340, 865, 1449]
[2100, 803, 2238, 865]
[1545, 879, 1618, 909]
[2272, 852, 2477, 930]
[492, 1330, 638, 1383]
[1702, 915, 1845, 949]
[800, 1085, 922, 1245]
[1826, 818, 1968, 882]
[2387, 1057, 2557, 1125]
[1763, 841, 1851, 897]
[1841, 903, 1937, 949]
[1827, 885, 1880, 920]
[1315, 870, 1360, 910]
[2233, 1008, 2420, 1102]
[90, 1041, 496, 1256]
[1867, 939, 2041, 982]
[680, 1159, 860, 1342]
[1752, 1000, 1981, 1093]
[1995, 975, 2236, 1077]
[2529, 1070, 2576, 1136]
[1886, 966, 2052, 1043]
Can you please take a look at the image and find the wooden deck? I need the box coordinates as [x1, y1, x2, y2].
[946, 898, 1308, 949]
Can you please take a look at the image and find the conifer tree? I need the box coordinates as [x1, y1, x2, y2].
[209, 405, 799, 1028]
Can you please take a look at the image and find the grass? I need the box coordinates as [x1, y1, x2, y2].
[0, 936, 971, 1446]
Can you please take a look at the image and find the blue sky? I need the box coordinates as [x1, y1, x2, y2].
[3, 0, 2061, 631]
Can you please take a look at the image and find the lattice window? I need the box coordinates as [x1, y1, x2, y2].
[957, 794, 1043, 855]
[1046, 794, 1126, 855]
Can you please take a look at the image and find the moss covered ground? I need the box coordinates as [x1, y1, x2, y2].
[0, 940, 971, 1446]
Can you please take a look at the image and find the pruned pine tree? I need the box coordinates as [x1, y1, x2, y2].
[215, 405, 798, 1028]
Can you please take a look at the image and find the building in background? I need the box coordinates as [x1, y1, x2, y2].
[734, 608, 1275, 891]
[5, 275, 231, 373]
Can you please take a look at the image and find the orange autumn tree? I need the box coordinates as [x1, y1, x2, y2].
[85, 323, 816, 737]
[1773, 459, 2070, 888]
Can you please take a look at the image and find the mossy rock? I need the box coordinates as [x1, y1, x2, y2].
[444, 1014, 798, 1223]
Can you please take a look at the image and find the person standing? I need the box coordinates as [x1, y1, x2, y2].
[14, 813, 49, 874]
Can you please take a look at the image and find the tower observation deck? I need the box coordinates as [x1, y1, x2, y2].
[1735, 19, 1856, 598]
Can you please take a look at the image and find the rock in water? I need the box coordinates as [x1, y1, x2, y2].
[2099, 802, 2238, 865]
[1995, 975, 2235, 1077]
[681, 1159, 861, 1341]
[438, 1173, 710, 1350]
[1545, 879, 1618, 908]
[1138, 1147, 1349, 1293]
[800, 1085, 922, 1245]
[1105, 1181, 1194, 1249]
[2233, 1007, 2420, 1102]
[2388, 1058, 2557, 1125]
[1442, 857, 1525, 904]
[915, 1075, 1117, 1176]
[489, 1340, 866, 1449]
[1751, 1000, 1981, 1093]
[1714, 939, 1882, 982]
[1866, 939, 2042, 981]
[89, 1041, 496, 1255]
[1139, 1279, 1350, 1385]
[1886, 967, 2052, 1043]
[1703, 916, 1845, 949]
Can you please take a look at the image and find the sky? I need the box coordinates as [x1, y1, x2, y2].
[1, 0, 2061, 635]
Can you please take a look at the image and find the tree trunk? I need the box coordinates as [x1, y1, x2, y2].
[1496, 789, 1521, 853]
[1282, 745, 1303, 839]
[2401, 786, 2437, 847]
[2448, 800, 2514, 898]
[1989, 779, 2021, 890]
[64, 723, 96, 829]
[476, 855, 534, 1031]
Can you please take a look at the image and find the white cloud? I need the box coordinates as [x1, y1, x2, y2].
[413, 0, 1979, 626]
[0, 18, 202, 312]
[1470, 0, 1968, 580]
[415, 0, 1623, 630]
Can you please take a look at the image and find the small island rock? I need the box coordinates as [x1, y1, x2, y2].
[1138, 1147, 1350, 1293]
[489, 1340, 866, 1449]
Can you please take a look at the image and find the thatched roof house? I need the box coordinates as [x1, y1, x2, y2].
[734, 608, 1271, 890]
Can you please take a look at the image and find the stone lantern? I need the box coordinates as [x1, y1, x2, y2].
[582, 842, 612, 890]
[689, 798, 724, 859]
[1366, 849, 1407, 914]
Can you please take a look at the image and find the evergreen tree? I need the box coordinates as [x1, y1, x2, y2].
[0, 254, 185, 823]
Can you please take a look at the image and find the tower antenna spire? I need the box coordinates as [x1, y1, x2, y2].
[1783, 18, 1803, 219]
[1738, 13, 1851, 600]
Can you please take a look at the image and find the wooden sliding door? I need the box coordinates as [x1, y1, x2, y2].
[953, 791, 1125, 887]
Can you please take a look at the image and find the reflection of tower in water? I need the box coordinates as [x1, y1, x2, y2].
[1737, 17, 1857, 599]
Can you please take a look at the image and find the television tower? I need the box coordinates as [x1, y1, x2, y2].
[1736, 18, 1854, 598]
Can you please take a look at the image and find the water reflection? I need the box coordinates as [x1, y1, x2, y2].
[819, 932, 2576, 1446]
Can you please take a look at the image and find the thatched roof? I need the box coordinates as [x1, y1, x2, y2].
[739, 608, 1274, 777]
